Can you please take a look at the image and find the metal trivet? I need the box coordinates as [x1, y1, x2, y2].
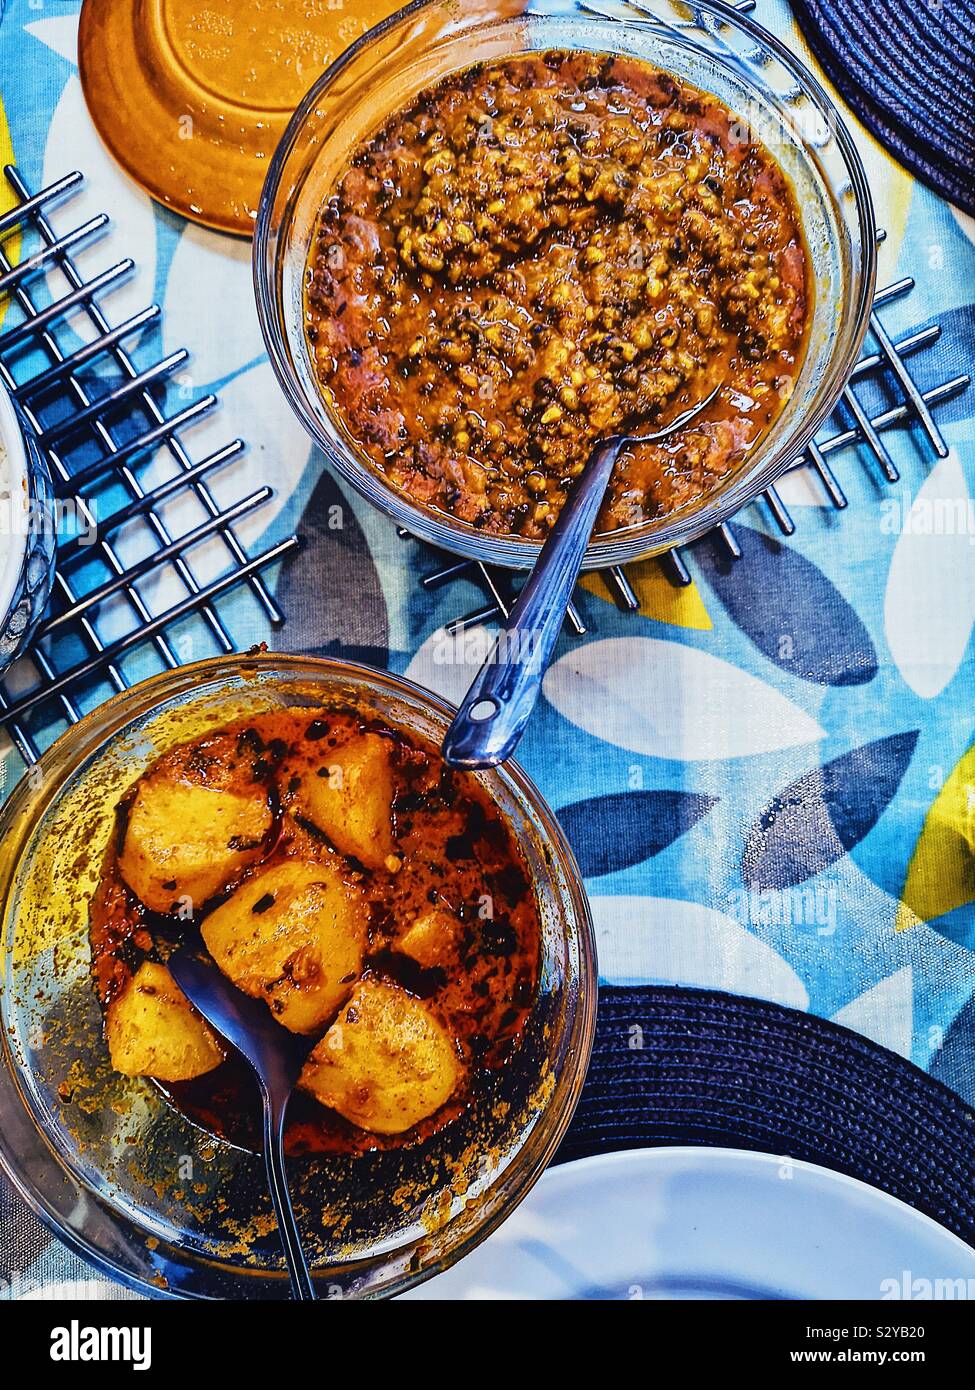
[0, 167, 299, 765]
[405, 260, 968, 637]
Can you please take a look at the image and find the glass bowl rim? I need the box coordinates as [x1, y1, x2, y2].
[0, 380, 31, 623]
[254, 0, 878, 571]
[0, 652, 598, 1299]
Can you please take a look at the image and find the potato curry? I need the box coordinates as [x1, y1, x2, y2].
[89, 710, 541, 1153]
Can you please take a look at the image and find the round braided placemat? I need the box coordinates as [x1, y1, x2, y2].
[557, 986, 975, 1247]
[790, 0, 975, 215]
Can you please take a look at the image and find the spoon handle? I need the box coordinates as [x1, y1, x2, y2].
[443, 436, 624, 768]
[262, 1089, 316, 1300]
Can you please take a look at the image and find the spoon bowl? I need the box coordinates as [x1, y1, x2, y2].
[167, 949, 317, 1300]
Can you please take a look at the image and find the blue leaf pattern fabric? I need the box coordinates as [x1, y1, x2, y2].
[556, 790, 717, 876]
[277, 469, 389, 668]
[743, 733, 919, 890]
[693, 523, 879, 686]
[932, 991, 975, 1108]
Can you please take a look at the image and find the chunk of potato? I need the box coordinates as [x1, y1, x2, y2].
[397, 908, 464, 969]
[106, 961, 224, 1082]
[299, 977, 462, 1134]
[286, 734, 395, 870]
[119, 780, 272, 914]
[201, 860, 367, 1034]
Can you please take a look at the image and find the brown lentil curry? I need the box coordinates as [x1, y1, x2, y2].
[89, 710, 541, 1154]
[304, 50, 810, 539]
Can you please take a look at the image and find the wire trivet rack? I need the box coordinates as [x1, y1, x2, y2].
[0, 166, 299, 766]
[404, 256, 968, 636]
[0, 175, 969, 754]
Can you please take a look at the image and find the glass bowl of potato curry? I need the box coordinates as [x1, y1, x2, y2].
[0, 656, 595, 1298]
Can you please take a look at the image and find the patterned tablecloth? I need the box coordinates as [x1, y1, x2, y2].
[1, 0, 974, 1298]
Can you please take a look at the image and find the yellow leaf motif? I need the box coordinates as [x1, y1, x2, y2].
[897, 744, 975, 930]
[579, 558, 711, 630]
[0, 97, 17, 330]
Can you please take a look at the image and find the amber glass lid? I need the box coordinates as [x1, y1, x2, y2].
[78, 0, 403, 236]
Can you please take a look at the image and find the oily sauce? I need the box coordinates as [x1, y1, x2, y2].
[89, 709, 541, 1155]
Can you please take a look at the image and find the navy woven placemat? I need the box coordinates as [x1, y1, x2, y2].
[790, 0, 975, 216]
[557, 986, 975, 1248]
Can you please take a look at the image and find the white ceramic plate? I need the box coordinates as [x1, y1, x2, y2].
[404, 1147, 975, 1300]
[16, 1280, 143, 1302]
